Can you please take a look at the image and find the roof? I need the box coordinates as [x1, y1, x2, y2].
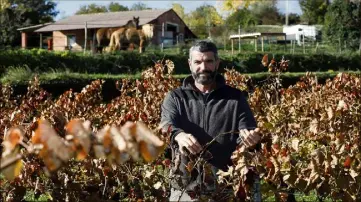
[35, 9, 170, 32]
[17, 23, 52, 32]
[230, 32, 286, 40]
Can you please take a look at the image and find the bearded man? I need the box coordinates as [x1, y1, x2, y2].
[161, 40, 261, 201]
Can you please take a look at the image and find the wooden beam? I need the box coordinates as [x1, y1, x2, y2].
[261, 36, 264, 52]
[231, 39, 234, 55]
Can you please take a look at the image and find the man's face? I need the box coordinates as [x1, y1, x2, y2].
[188, 51, 220, 85]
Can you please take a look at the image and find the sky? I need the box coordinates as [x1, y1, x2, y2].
[55, 0, 302, 20]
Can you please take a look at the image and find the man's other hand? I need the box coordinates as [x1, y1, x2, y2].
[239, 128, 261, 148]
[174, 132, 202, 155]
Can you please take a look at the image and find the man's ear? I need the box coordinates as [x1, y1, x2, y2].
[188, 58, 192, 70]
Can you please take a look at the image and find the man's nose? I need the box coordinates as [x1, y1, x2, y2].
[199, 62, 206, 70]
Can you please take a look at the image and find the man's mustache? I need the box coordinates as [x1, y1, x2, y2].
[196, 70, 214, 75]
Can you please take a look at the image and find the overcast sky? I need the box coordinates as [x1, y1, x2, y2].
[55, 0, 302, 20]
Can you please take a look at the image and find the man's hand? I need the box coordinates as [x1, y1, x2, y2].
[239, 128, 261, 148]
[174, 132, 202, 155]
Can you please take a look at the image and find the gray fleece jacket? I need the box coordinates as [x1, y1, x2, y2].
[161, 74, 257, 191]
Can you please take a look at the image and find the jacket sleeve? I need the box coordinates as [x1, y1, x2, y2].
[160, 91, 184, 147]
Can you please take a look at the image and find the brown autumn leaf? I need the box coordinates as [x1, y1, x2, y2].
[32, 119, 72, 172]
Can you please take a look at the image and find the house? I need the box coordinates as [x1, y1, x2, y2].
[283, 25, 319, 45]
[18, 9, 197, 51]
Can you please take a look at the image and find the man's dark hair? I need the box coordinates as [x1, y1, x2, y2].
[189, 40, 218, 60]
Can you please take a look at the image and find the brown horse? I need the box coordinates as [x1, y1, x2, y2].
[96, 27, 116, 53]
[96, 16, 139, 53]
[125, 28, 147, 53]
[108, 17, 148, 53]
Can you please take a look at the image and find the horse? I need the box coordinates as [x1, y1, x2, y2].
[96, 16, 139, 53]
[108, 17, 148, 53]
[125, 28, 147, 53]
[95, 27, 116, 53]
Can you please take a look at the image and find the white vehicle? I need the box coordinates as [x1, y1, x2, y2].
[283, 25, 318, 45]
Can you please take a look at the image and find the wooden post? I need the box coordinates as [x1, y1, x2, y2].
[39, 33, 43, 49]
[231, 38, 234, 55]
[224, 36, 226, 51]
[92, 30, 96, 54]
[254, 37, 257, 52]
[21, 32, 27, 49]
[284, 35, 287, 52]
[84, 21, 88, 54]
[261, 36, 264, 52]
[161, 22, 165, 52]
[303, 33, 305, 54]
[238, 25, 241, 53]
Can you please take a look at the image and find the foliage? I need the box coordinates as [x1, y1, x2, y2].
[323, 0, 361, 50]
[219, 0, 277, 14]
[218, 57, 361, 201]
[0, 0, 58, 46]
[0, 60, 179, 201]
[75, 2, 129, 15]
[281, 13, 301, 26]
[224, 8, 257, 32]
[186, 5, 224, 39]
[171, 3, 186, 22]
[75, 4, 108, 15]
[130, 2, 151, 11]
[250, 2, 283, 25]
[299, 0, 330, 24]
[108, 2, 129, 12]
[1, 58, 361, 201]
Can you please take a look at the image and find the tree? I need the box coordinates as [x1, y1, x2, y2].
[224, 8, 257, 31]
[130, 2, 150, 11]
[299, 0, 329, 24]
[323, 0, 360, 50]
[75, 2, 129, 14]
[0, 0, 10, 11]
[172, 3, 185, 20]
[220, 0, 277, 15]
[108, 2, 129, 12]
[75, 3, 108, 15]
[187, 5, 223, 39]
[280, 13, 301, 25]
[0, 0, 58, 46]
[251, 2, 283, 25]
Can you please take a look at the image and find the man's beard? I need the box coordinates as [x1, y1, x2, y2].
[191, 70, 217, 85]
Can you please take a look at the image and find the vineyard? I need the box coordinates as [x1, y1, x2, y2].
[0, 59, 361, 201]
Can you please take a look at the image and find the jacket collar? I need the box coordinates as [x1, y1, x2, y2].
[182, 74, 226, 92]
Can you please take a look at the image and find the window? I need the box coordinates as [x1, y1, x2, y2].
[66, 35, 76, 49]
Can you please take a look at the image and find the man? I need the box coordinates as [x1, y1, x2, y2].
[161, 40, 260, 201]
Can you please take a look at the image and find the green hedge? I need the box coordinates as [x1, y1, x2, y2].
[0, 49, 360, 75]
